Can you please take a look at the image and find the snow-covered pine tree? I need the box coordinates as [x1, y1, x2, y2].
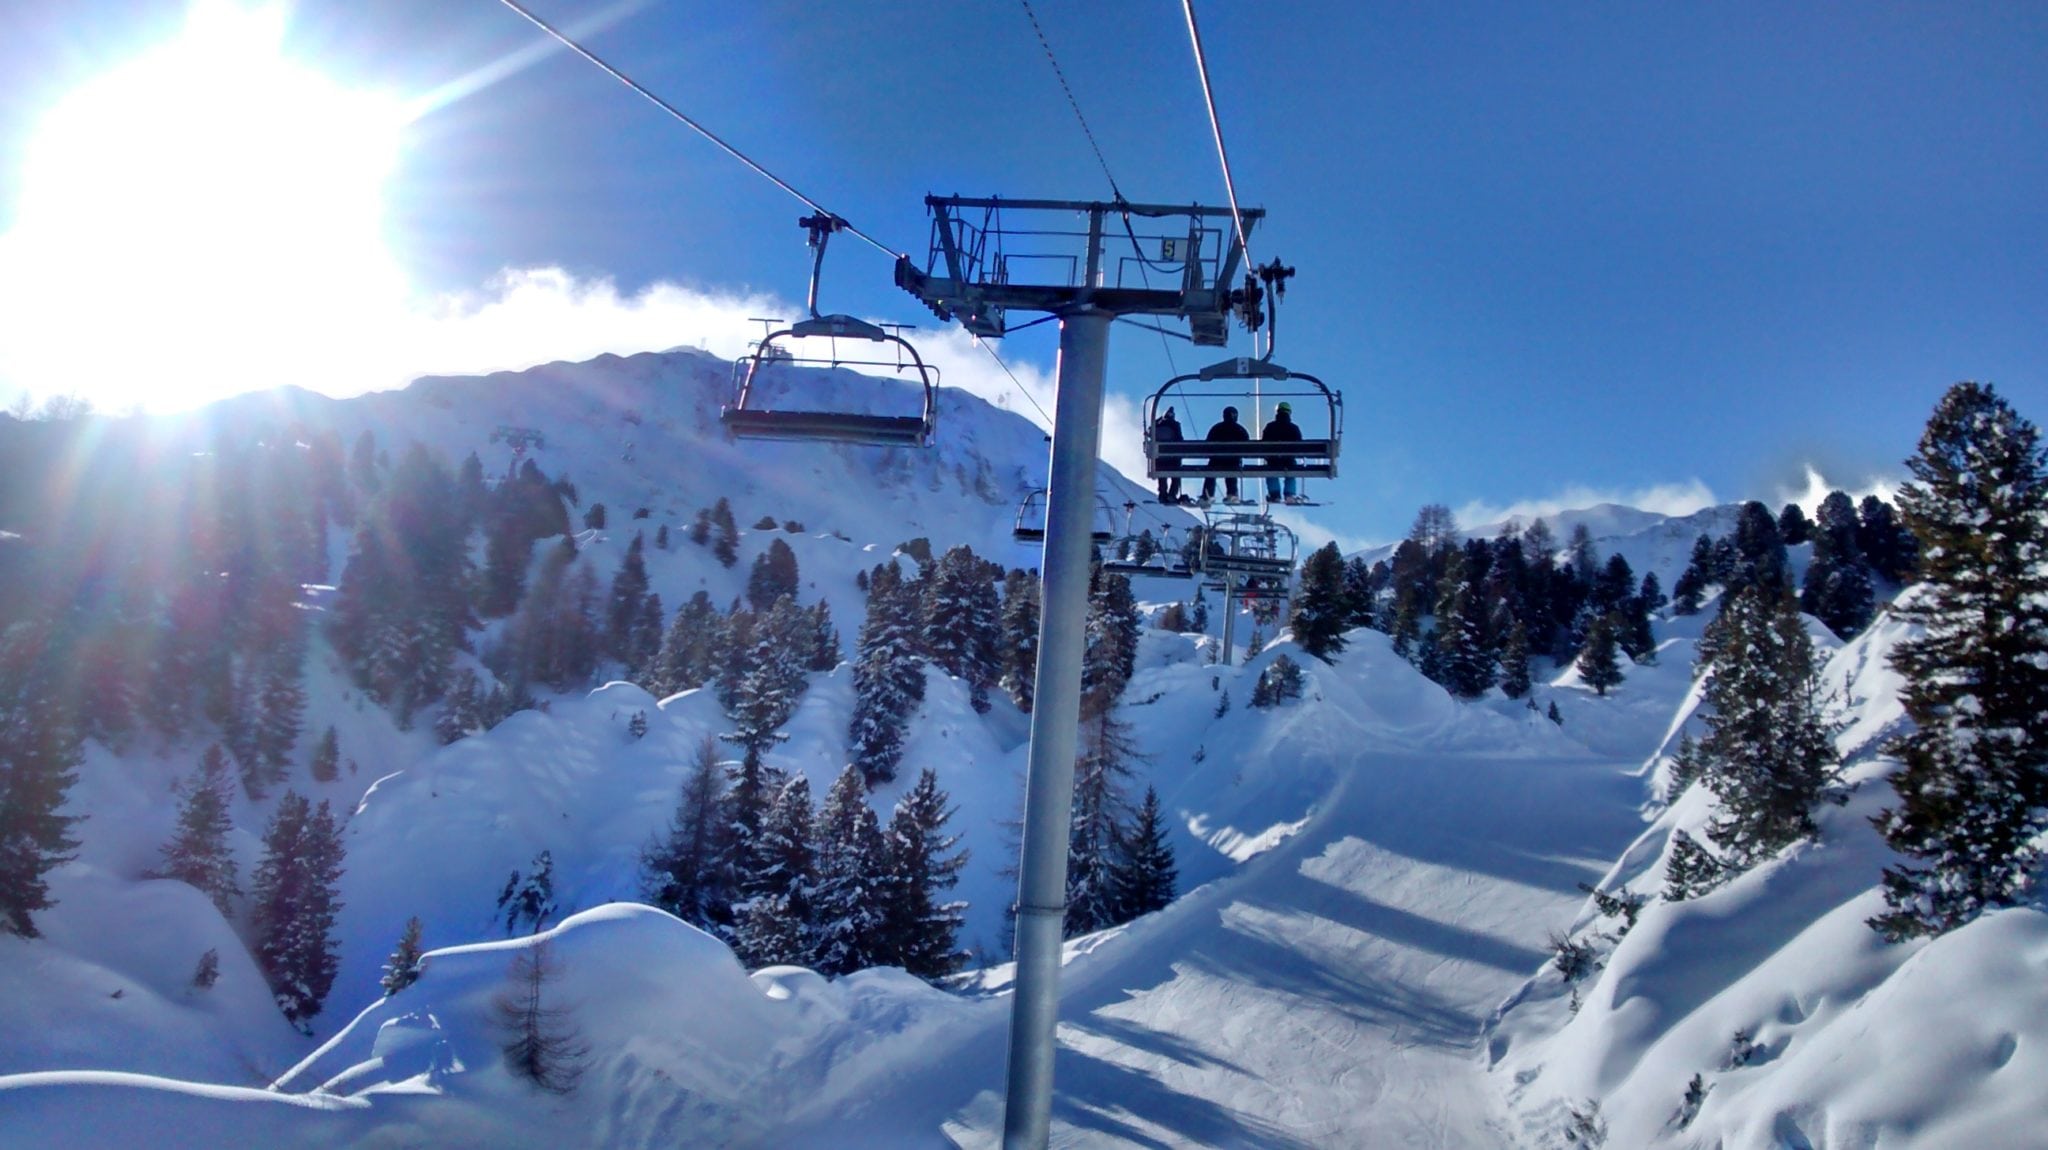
[1800, 489, 1875, 639]
[1000, 570, 1041, 712]
[1575, 614, 1625, 697]
[641, 736, 732, 935]
[922, 545, 1002, 713]
[1498, 619, 1533, 700]
[1114, 785, 1177, 921]
[1694, 583, 1839, 865]
[805, 601, 841, 672]
[1066, 700, 1140, 936]
[850, 563, 926, 785]
[1431, 548, 1494, 698]
[745, 538, 801, 612]
[160, 743, 240, 916]
[1728, 500, 1789, 596]
[1290, 541, 1350, 661]
[497, 850, 557, 935]
[722, 595, 810, 764]
[1662, 830, 1723, 900]
[380, 916, 425, 996]
[646, 591, 718, 696]
[1082, 571, 1142, 703]
[733, 775, 815, 968]
[1857, 493, 1917, 585]
[605, 532, 651, 665]
[1342, 555, 1379, 630]
[250, 791, 345, 1029]
[879, 768, 969, 979]
[254, 652, 305, 788]
[1872, 382, 2048, 940]
[810, 764, 888, 976]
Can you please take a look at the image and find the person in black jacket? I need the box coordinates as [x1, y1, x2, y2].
[1153, 407, 1184, 504]
[1261, 401, 1304, 504]
[1199, 406, 1251, 503]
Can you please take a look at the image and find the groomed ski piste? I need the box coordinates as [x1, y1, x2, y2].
[2, 351, 2044, 1148]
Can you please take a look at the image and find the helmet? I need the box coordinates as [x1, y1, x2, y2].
[1276, 402, 1292, 415]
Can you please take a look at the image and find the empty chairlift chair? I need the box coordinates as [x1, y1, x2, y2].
[721, 214, 939, 448]
[1013, 489, 1117, 545]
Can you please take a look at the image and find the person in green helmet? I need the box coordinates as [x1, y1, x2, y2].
[1260, 401, 1304, 504]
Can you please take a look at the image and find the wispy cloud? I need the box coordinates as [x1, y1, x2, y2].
[1770, 463, 1905, 513]
[1452, 480, 1720, 532]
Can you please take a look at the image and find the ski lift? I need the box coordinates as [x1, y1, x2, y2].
[1143, 357, 1341, 484]
[1192, 512, 1299, 581]
[1101, 507, 1195, 579]
[723, 214, 938, 447]
[1012, 488, 1116, 545]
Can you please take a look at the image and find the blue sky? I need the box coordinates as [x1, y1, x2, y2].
[1, 1, 2042, 545]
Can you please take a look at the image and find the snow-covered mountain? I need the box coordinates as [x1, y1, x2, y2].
[2, 351, 2042, 1149]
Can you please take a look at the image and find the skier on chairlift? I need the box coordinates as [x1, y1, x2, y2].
[1199, 406, 1251, 505]
[1261, 401, 1305, 505]
[1153, 407, 1185, 505]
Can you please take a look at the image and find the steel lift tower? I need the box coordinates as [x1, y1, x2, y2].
[898, 196, 1259, 1148]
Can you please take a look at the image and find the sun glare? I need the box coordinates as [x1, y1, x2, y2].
[0, 1, 410, 412]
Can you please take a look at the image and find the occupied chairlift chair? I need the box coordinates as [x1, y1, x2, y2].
[1013, 489, 1117, 545]
[722, 214, 938, 447]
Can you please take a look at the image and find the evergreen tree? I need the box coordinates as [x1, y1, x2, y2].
[654, 523, 670, 550]
[1341, 556, 1379, 630]
[850, 564, 926, 785]
[648, 591, 718, 696]
[1671, 533, 1715, 616]
[1066, 702, 1139, 936]
[923, 546, 1003, 712]
[1290, 542, 1350, 661]
[723, 596, 811, 764]
[1431, 548, 1495, 698]
[583, 503, 607, 531]
[810, 764, 887, 975]
[1728, 500, 1789, 595]
[733, 775, 815, 967]
[1872, 382, 2048, 940]
[1858, 494, 1918, 585]
[0, 625, 82, 937]
[711, 497, 740, 568]
[1082, 570, 1143, 704]
[253, 654, 305, 790]
[1189, 585, 1210, 634]
[381, 916, 425, 996]
[999, 570, 1041, 712]
[250, 791, 345, 1029]
[496, 850, 556, 935]
[192, 948, 221, 990]
[1663, 830, 1724, 901]
[805, 601, 842, 673]
[1801, 490, 1875, 639]
[879, 768, 968, 979]
[641, 736, 733, 935]
[1777, 502, 1812, 546]
[1694, 584, 1840, 865]
[160, 744, 240, 916]
[746, 538, 801, 612]
[1498, 619, 1533, 700]
[1576, 614, 1625, 697]
[1114, 785, 1177, 920]
[310, 725, 340, 783]
[606, 533, 651, 664]
[627, 592, 665, 679]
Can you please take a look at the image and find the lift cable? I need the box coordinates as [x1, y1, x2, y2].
[493, 0, 899, 259]
[1181, 0, 1254, 275]
[1020, 0, 1122, 202]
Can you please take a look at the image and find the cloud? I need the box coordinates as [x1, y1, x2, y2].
[1452, 479, 1720, 532]
[1770, 463, 1905, 513]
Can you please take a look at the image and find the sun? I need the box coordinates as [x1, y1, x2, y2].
[0, 1, 410, 412]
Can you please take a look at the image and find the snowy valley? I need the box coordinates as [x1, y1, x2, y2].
[1, 355, 2044, 1149]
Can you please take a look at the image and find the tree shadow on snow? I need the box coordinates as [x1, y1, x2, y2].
[1044, 1043, 1324, 1150]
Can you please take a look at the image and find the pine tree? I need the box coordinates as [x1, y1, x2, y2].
[641, 736, 733, 935]
[746, 538, 801, 612]
[254, 653, 306, 788]
[810, 764, 887, 976]
[733, 775, 815, 967]
[606, 533, 651, 664]
[922, 546, 1002, 712]
[1341, 556, 1379, 630]
[851, 564, 926, 785]
[711, 497, 739, 569]
[1728, 500, 1789, 596]
[879, 769, 968, 979]
[999, 570, 1041, 712]
[1290, 542, 1350, 661]
[1252, 654, 1306, 707]
[497, 850, 557, 935]
[1432, 548, 1495, 698]
[1671, 533, 1715, 616]
[1662, 830, 1724, 901]
[192, 948, 221, 990]
[1082, 571, 1142, 703]
[1498, 619, 1533, 700]
[1576, 614, 1625, 697]
[1694, 584, 1840, 865]
[1066, 703, 1139, 936]
[1114, 786, 1177, 920]
[1857, 494, 1918, 585]
[1777, 502, 1812, 545]
[160, 744, 240, 916]
[1801, 490, 1875, 639]
[0, 624, 83, 937]
[1872, 382, 2048, 940]
[805, 601, 842, 673]
[310, 725, 340, 782]
[723, 596, 810, 764]
[381, 916, 425, 996]
[648, 591, 719, 696]
[250, 791, 345, 1029]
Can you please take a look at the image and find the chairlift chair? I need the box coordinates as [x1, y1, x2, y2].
[722, 214, 938, 447]
[1013, 489, 1117, 545]
[1142, 356, 1342, 487]
[1191, 512, 1299, 581]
